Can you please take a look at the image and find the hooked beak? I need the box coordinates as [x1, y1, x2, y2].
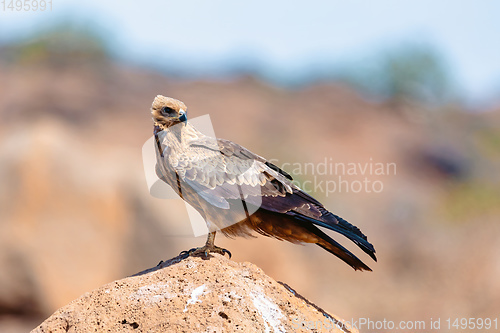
[178, 110, 187, 122]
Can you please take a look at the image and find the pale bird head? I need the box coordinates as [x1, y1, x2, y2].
[151, 95, 188, 129]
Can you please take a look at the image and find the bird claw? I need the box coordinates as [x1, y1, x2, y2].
[221, 248, 232, 259]
[178, 246, 232, 259]
[179, 248, 196, 259]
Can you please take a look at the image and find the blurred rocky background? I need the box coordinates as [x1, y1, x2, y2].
[1, 4, 500, 332]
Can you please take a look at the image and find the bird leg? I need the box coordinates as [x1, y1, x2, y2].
[179, 231, 232, 259]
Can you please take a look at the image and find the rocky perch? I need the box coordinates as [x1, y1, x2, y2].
[32, 254, 357, 333]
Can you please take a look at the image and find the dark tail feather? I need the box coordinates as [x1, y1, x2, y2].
[317, 243, 371, 271]
[327, 217, 377, 261]
[290, 212, 377, 262]
[312, 227, 372, 271]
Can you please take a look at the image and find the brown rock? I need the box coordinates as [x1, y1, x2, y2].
[32, 254, 357, 333]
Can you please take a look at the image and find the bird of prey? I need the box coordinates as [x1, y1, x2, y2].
[152, 95, 376, 271]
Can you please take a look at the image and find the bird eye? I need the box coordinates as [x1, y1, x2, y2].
[161, 106, 175, 116]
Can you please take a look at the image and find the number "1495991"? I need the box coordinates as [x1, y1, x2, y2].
[1, 0, 52, 11]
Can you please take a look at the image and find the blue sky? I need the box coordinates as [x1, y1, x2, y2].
[1, 0, 499, 103]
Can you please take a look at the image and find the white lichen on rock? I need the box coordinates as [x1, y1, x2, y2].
[128, 282, 176, 306]
[251, 289, 285, 333]
[183, 284, 206, 312]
